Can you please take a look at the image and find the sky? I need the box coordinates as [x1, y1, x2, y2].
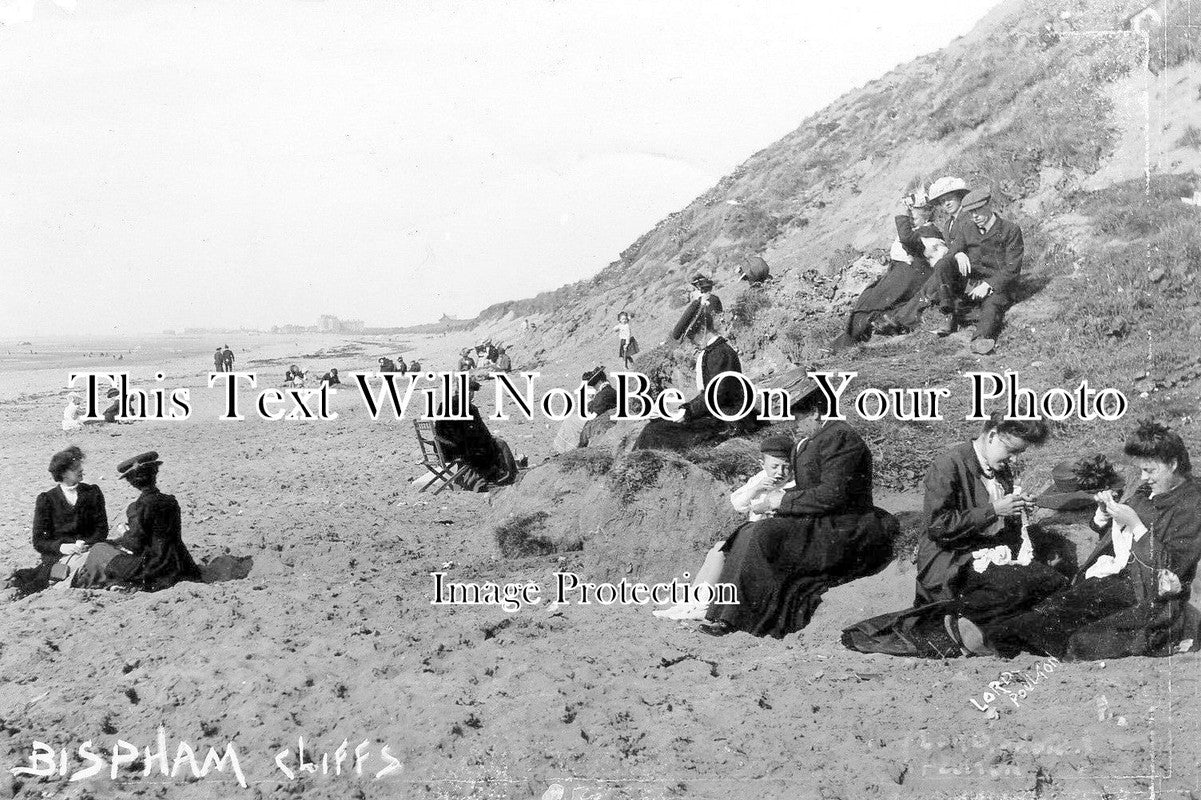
[0, 0, 998, 336]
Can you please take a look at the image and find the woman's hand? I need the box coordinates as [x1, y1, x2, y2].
[1157, 569, 1182, 598]
[58, 540, 87, 556]
[992, 492, 1031, 519]
[1105, 499, 1142, 531]
[748, 494, 775, 516]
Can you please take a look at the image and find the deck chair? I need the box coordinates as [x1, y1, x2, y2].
[413, 419, 471, 494]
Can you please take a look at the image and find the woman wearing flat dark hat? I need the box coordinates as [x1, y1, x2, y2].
[632, 299, 756, 451]
[73, 451, 202, 592]
[689, 274, 723, 315]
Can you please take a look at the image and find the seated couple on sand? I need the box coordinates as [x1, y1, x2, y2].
[842, 418, 1201, 661]
[655, 388, 898, 637]
[30, 447, 201, 593]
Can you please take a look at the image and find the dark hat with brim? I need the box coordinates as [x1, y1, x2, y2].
[790, 382, 828, 416]
[118, 451, 161, 479]
[690, 273, 715, 291]
[106, 388, 120, 398]
[759, 435, 793, 459]
[740, 256, 771, 283]
[1034, 457, 1126, 511]
[961, 188, 993, 213]
[582, 366, 606, 386]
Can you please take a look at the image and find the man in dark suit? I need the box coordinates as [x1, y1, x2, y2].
[932, 188, 1025, 351]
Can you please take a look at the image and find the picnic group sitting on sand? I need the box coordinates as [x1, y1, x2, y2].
[647, 399, 1200, 660]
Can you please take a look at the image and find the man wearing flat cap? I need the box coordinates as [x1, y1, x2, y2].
[931, 188, 1025, 352]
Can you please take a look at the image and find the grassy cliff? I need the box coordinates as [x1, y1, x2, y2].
[467, 0, 1201, 487]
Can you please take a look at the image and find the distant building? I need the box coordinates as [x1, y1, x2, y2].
[316, 315, 365, 333]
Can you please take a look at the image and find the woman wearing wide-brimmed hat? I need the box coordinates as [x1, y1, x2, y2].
[73, 451, 202, 592]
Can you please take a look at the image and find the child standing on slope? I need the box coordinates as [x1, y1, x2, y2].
[614, 311, 638, 369]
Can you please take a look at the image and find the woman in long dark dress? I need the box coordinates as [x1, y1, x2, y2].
[434, 379, 519, 490]
[842, 414, 1068, 657]
[633, 301, 756, 452]
[74, 451, 202, 592]
[701, 389, 896, 638]
[984, 421, 1201, 660]
[830, 191, 947, 350]
[31, 446, 109, 587]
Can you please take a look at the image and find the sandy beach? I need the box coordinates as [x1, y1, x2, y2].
[1, 331, 1198, 800]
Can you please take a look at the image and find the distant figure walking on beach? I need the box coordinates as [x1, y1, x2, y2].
[222, 345, 235, 372]
[213, 347, 225, 373]
[614, 311, 638, 369]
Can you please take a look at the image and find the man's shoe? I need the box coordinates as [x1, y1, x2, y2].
[933, 313, 958, 337]
[970, 338, 996, 355]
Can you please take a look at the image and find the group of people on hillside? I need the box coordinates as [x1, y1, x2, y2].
[212, 345, 236, 372]
[832, 177, 1024, 355]
[26, 447, 200, 594]
[650, 396, 1201, 661]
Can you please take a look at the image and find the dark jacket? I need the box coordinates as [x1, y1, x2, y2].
[587, 383, 617, 417]
[683, 336, 747, 421]
[914, 441, 1021, 605]
[708, 419, 895, 637]
[435, 400, 498, 472]
[777, 420, 875, 517]
[941, 209, 970, 244]
[108, 488, 201, 591]
[937, 213, 1025, 295]
[1070, 477, 1201, 657]
[32, 484, 109, 564]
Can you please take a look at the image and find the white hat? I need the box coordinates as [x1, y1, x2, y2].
[928, 176, 968, 202]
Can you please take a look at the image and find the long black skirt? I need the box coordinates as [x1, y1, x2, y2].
[707, 508, 895, 639]
[841, 561, 1068, 657]
[837, 260, 932, 346]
